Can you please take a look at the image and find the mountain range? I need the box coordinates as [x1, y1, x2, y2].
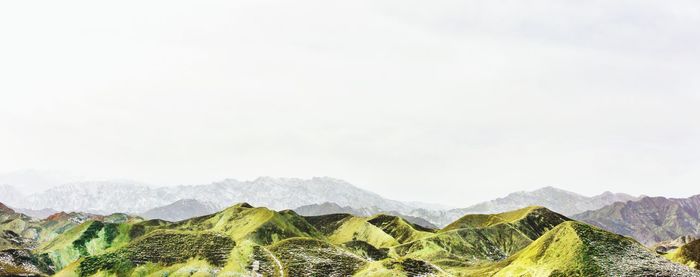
[2, 200, 698, 276]
[573, 195, 700, 245]
[7, 178, 642, 230]
[17, 177, 416, 215]
[402, 186, 639, 227]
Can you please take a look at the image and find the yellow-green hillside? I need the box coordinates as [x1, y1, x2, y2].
[38, 220, 135, 270]
[392, 206, 569, 273]
[171, 203, 323, 245]
[468, 221, 700, 277]
[304, 213, 434, 250]
[442, 206, 570, 240]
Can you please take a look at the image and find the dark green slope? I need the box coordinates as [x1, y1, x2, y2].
[77, 230, 235, 276]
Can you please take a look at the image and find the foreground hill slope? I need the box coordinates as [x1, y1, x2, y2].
[573, 195, 700, 245]
[469, 221, 700, 276]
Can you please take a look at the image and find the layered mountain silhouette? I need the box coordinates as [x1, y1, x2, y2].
[10, 178, 640, 229]
[19, 177, 416, 215]
[573, 195, 700, 245]
[141, 199, 220, 222]
[406, 186, 639, 226]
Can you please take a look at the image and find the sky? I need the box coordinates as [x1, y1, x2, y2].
[1, 0, 700, 206]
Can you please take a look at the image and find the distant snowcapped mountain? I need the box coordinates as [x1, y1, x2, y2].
[20, 177, 416, 215]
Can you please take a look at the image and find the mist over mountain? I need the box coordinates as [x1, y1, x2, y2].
[404, 186, 640, 227]
[18, 177, 417, 215]
[12, 177, 645, 230]
[0, 169, 85, 194]
[141, 199, 221, 222]
[0, 185, 23, 207]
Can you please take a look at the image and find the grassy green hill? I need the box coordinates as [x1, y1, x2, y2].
[171, 203, 323, 245]
[38, 220, 136, 270]
[468, 221, 700, 276]
[6, 201, 700, 277]
[304, 213, 434, 249]
[392, 206, 569, 273]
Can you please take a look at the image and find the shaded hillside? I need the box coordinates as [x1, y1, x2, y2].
[0, 249, 53, 276]
[573, 195, 700, 245]
[468, 221, 700, 276]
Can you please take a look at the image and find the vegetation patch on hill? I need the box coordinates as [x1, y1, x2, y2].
[269, 237, 366, 276]
[77, 230, 235, 276]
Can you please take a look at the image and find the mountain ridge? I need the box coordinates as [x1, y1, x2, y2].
[573, 194, 700, 245]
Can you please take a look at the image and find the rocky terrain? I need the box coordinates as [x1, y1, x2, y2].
[573, 195, 700, 245]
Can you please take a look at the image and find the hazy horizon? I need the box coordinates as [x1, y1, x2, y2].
[2, 1, 700, 206]
[0, 168, 692, 208]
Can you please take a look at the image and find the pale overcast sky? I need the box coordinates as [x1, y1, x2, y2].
[1, 1, 700, 206]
